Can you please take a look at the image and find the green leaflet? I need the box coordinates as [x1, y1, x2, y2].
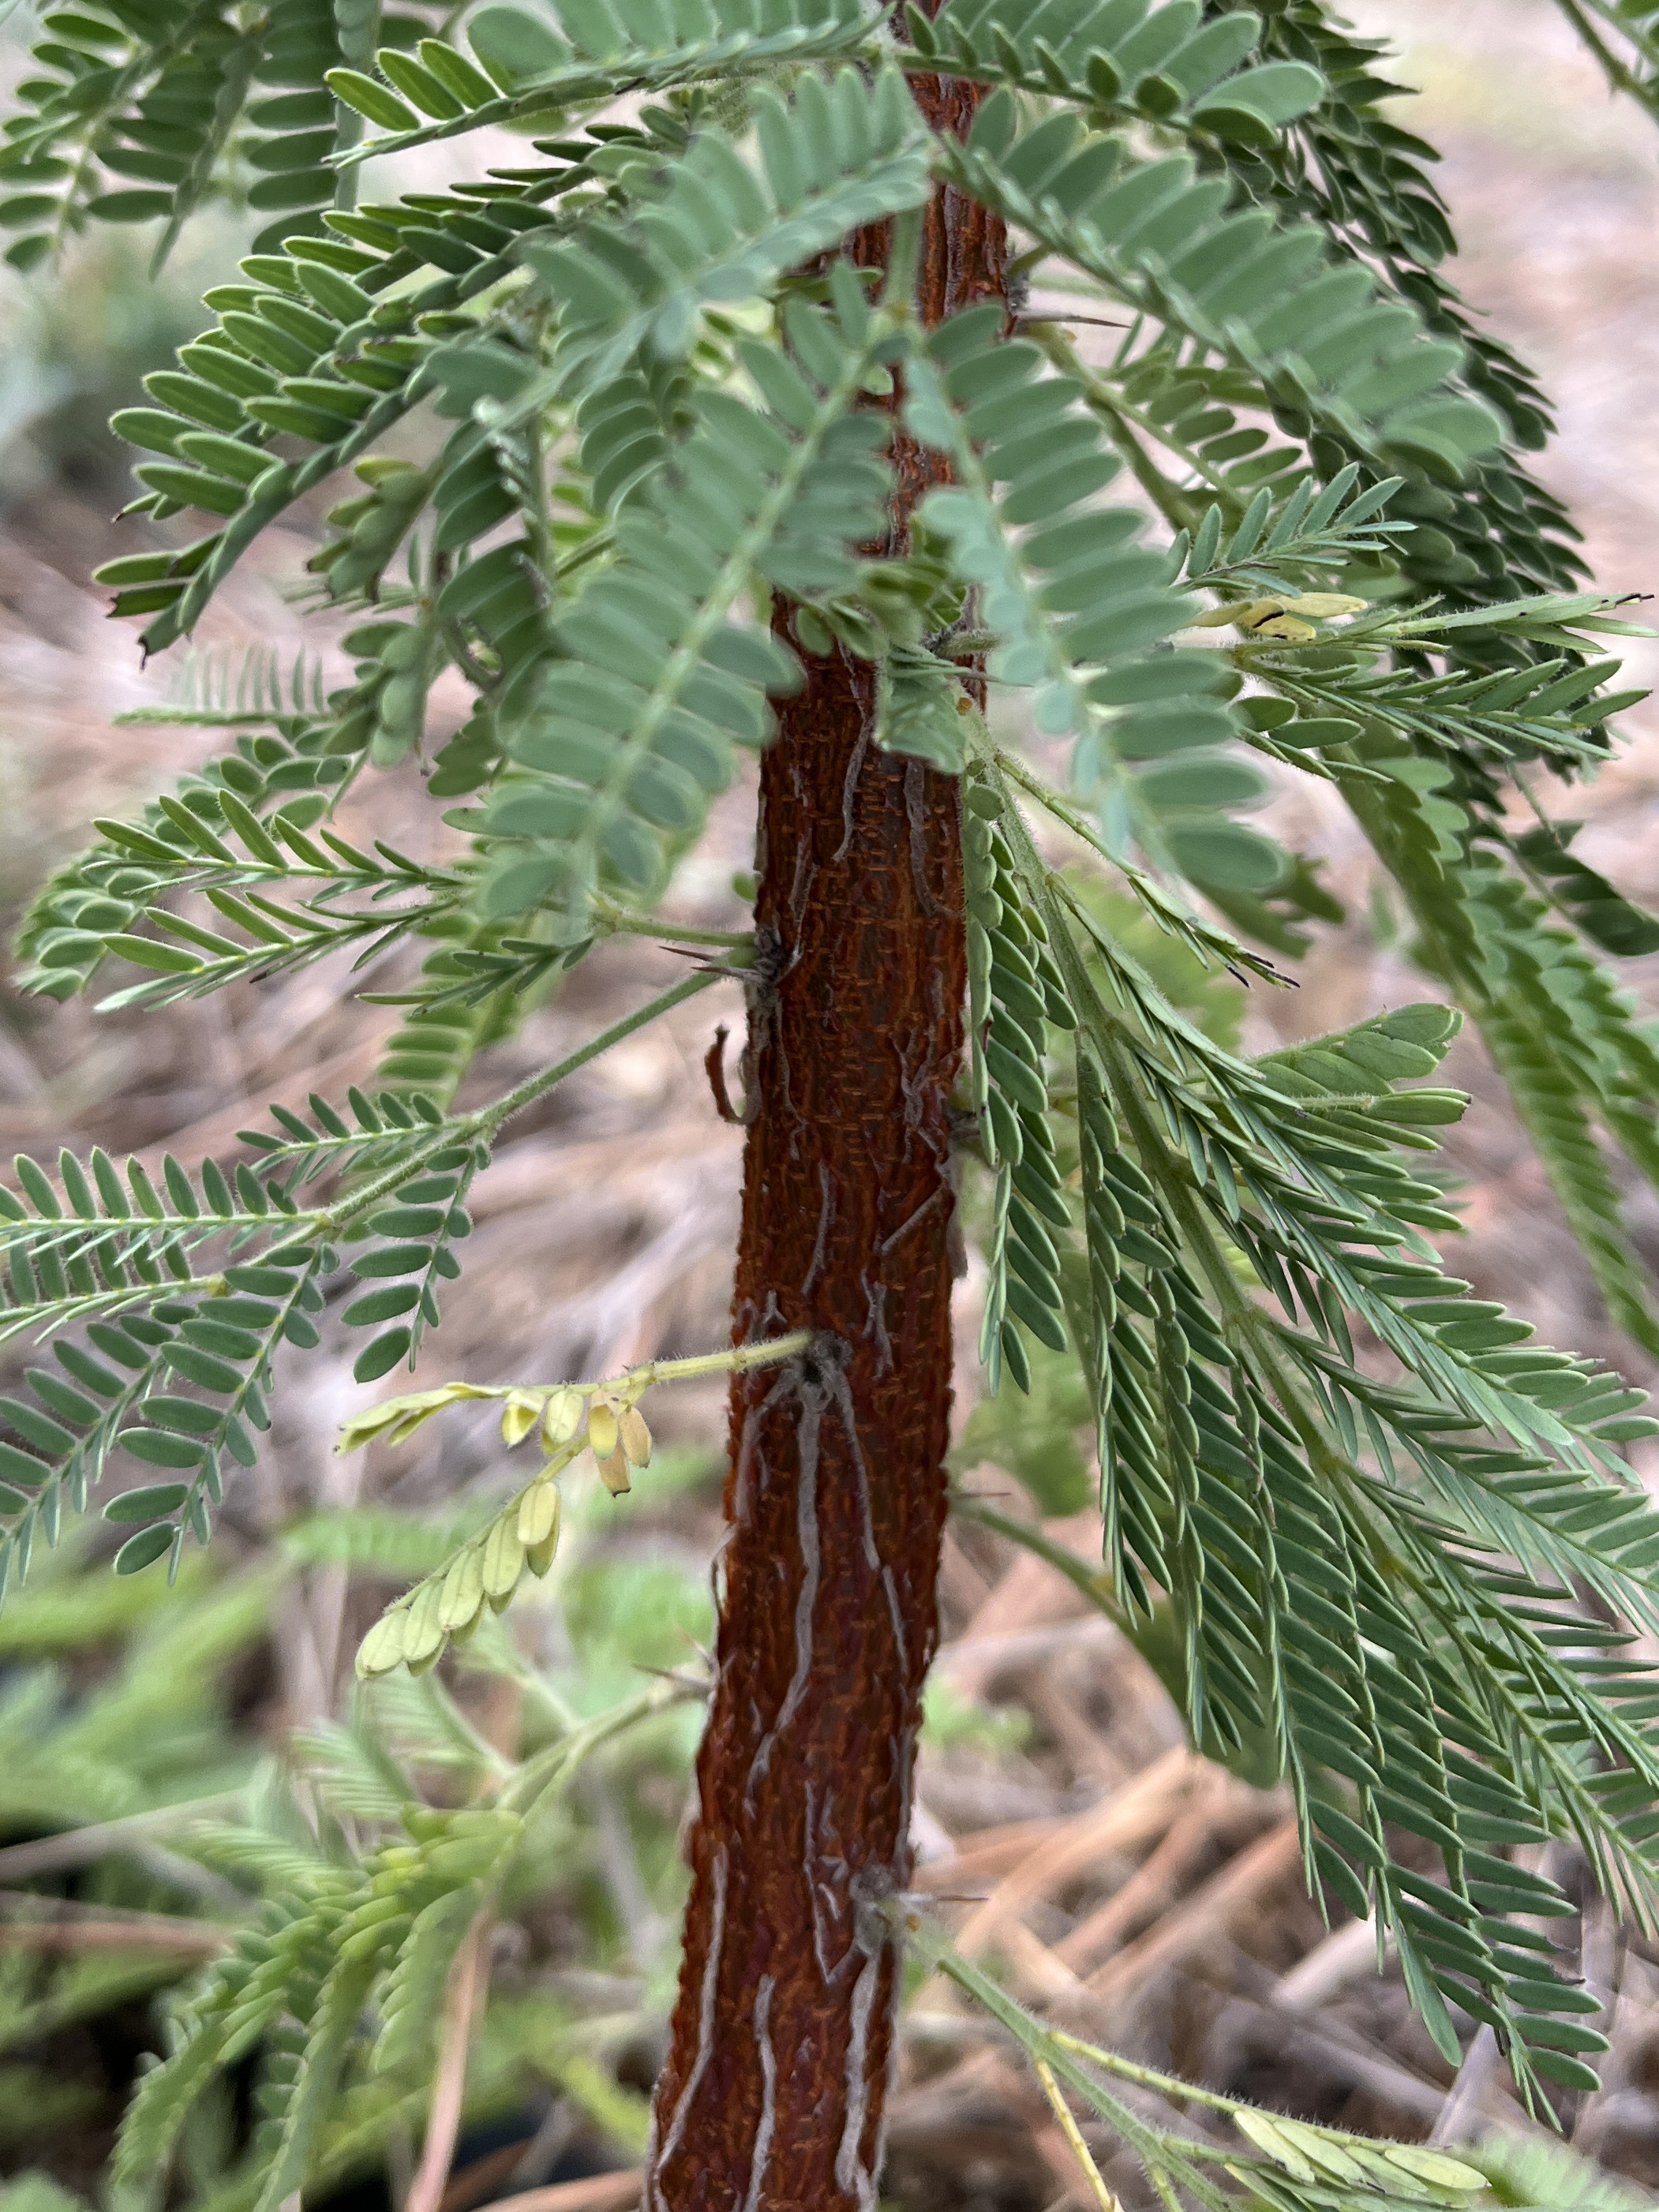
[372, 1885, 481, 2071]
[901, 1910, 1512, 2206]
[1239, 614, 1655, 1351]
[1243, 596, 1649, 777]
[103, 69, 931, 659]
[109, 1675, 674, 2189]
[0, 1081, 497, 1591]
[0, 974, 720, 1605]
[1177, 465, 1410, 593]
[238, 1085, 454, 1192]
[114, 1795, 521, 2188]
[14, 663, 346, 1005]
[369, 919, 527, 1105]
[1485, 1001, 1659, 1357]
[1256, 1002, 1462, 1098]
[0, 1263, 315, 1601]
[239, 0, 354, 256]
[306, 454, 436, 604]
[874, 645, 973, 773]
[1255, 3, 1586, 585]
[1510, 815, 1659, 958]
[2, 0, 253, 273]
[574, 347, 695, 518]
[248, 1959, 381, 2212]
[964, 774, 1075, 1390]
[1196, 2, 1601, 699]
[1350, 767, 1659, 1356]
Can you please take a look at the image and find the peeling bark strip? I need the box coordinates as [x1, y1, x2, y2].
[644, 55, 1006, 2212]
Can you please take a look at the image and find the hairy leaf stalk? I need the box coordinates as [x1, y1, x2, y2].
[643, 64, 1006, 2212]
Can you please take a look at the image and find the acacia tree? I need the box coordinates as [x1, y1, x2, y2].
[11, 0, 1659, 2205]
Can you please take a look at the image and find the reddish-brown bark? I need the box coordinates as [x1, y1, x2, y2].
[643, 64, 1006, 2212]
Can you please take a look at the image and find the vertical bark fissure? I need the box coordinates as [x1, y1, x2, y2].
[645, 61, 1006, 2212]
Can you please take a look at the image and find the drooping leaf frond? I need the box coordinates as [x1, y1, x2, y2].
[57, 801, 462, 1013]
[947, 91, 1504, 481]
[1222, 0, 1590, 627]
[964, 784, 1077, 1388]
[99, 168, 577, 652]
[114, 1671, 689, 2188]
[1346, 754, 1659, 1356]
[16, 698, 357, 1004]
[907, 306, 1279, 897]
[964, 758, 1659, 2094]
[479, 275, 903, 917]
[0, 966, 719, 1609]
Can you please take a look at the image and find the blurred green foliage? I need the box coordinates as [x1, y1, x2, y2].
[0, 234, 236, 509]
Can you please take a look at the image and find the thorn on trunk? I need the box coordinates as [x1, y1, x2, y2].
[706, 1024, 743, 1125]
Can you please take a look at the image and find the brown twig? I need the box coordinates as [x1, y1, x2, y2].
[1429, 2025, 1501, 2146]
[436, 2135, 560, 2212]
[406, 1906, 494, 2212]
[912, 1813, 1084, 1889]
[0, 1900, 229, 1957]
[950, 1747, 1195, 1963]
[1054, 1779, 1229, 1976]
[484, 2171, 645, 2212]
[0, 1798, 242, 1883]
[1270, 1914, 1386, 2014]
[932, 1615, 1122, 1685]
[1084, 1819, 1302, 2004]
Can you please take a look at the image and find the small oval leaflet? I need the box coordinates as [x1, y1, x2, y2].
[357, 1607, 409, 1679]
[1377, 2147, 1486, 2195]
[112, 1524, 176, 1575]
[586, 1398, 620, 1458]
[1232, 2111, 1316, 2183]
[542, 1386, 584, 1446]
[103, 1482, 189, 1523]
[516, 1478, 559, 1548]
[481, 1514, 526, 1600]
[121, 1428, 208, 1469]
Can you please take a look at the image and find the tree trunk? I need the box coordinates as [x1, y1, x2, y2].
[643, 65, 1006, 2212]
